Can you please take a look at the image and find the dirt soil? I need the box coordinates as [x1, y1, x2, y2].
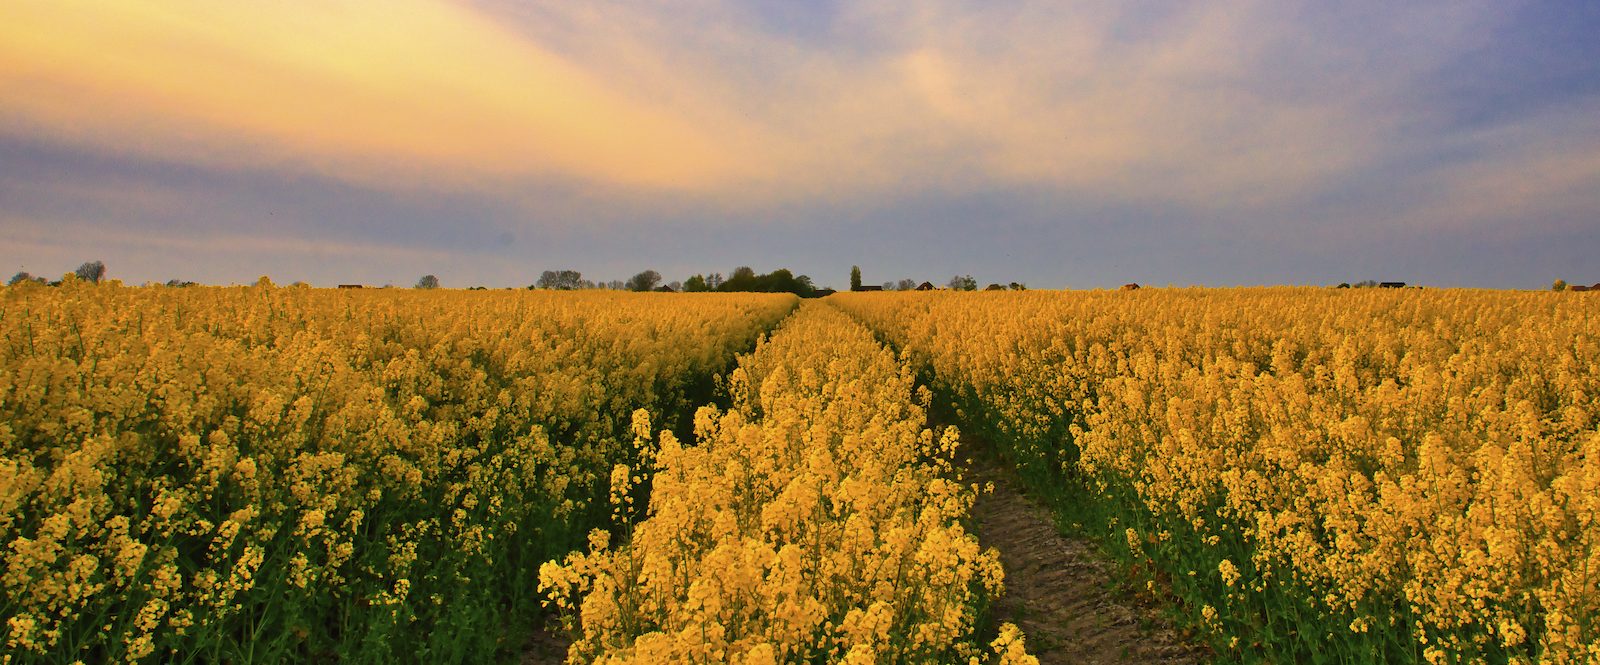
[522, 435, 1208, 665]
[520, 621, 569, 665]
[963, 436, 1208, 665]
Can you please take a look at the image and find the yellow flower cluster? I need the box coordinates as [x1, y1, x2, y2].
[834, 287, 1600, 662]
[540, 302, 1034, 664]
[0, 280, 794, 662]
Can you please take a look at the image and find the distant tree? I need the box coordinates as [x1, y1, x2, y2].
[850, 266, 862, 292]
[416, 274, 440, 289]
[683, 274, 710, 292]
[948, 275, 977, 291]
[1553, 279, 1568, 291]
[627, 270, 662, 292]
[985, 283, 1005, 291]
[715, 267, 815, 296]
[705, 273, 724, 290]
[1353, 279, 1379, 288]
[666, 281, 683, 292]
[75, 260, 106, 284]
[1337, 283, 1351, 289]
[536, 269, 584, 290]
[882, 282, 894, 290]
[255, 275, 275, 288]
[165, 278, 198, 288]
[1008, 282, 1026, 291]
[8, 271, 46, 286]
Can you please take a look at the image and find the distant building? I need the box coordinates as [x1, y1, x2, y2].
[917, 282, 937, 291]
[808, 288, 837, 298]
[857, 285, 883, 292]
[1573, 285, 1593, 292]
[337, 284, 363, 289]
[654, 285, 676, 293]
[1121, 283, 1140, 291]
[1380, 282, 1406, 288]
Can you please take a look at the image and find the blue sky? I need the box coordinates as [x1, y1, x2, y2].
[2, 0, 1597, 289]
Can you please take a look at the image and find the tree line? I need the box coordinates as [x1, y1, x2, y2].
[9, 260, 110, 287]
[526, 267, 822, 296]
[8, 262, 1025, 294]
[848, 266, 1026, 292]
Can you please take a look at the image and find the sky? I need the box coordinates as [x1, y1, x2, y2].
[3, 0, 1598, 289]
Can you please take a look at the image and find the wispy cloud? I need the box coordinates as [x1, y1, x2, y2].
[5, 0, 1544, 208]
[2, 211, 472, 285]
[3, 0, 1597, 288]
[0, 0, 748, 191]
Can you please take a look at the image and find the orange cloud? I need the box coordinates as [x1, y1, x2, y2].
[0, 0, 747, 191]
[8, 0, 1579, 218]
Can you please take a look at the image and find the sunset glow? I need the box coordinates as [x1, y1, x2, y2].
[2, 0, 1597, 287]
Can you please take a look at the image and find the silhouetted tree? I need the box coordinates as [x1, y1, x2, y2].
[947, 274, 977, 291]
[706, 273, 724, 290]
[850, 266, 862, 292]
[627, 270, 662, 292]
[1008, 282, 1026, 290]
[165, 279, 198, 288]
[75, 260, 106, 284]
[1554, 279, 1568, 291]
[416, 274, 440, 289]
[716, 267, 815, 296]
[896, 278, 917, 291]
[8, 271, 45, 286]
[536, 269, 584, 290]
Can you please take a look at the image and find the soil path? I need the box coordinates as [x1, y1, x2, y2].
[961, 431, 1207, 665]
[520, 624, 568, 665]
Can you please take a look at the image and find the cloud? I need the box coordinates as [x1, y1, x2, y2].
[0, 0, 750, 191]
[1389, 104, 1600, 234]
[2, 213, 458, 263]
[4, 0, 1597, 225]
[1, 210, 474, 286]
[426, 0, 1552, 210]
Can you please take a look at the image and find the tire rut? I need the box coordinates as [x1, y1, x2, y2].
[963, 437, 1208, 665]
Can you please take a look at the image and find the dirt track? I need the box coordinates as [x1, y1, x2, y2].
[523, 431, 1208, 665]
[520, 624, 568, 664]
[963, 438, 1207, 665]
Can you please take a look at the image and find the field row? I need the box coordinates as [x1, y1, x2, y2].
[833, 288, 1600, 663]
[1, 284, 794, 662]
[8, 283, 1595, 663]
[539, 302, 1034, 663]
